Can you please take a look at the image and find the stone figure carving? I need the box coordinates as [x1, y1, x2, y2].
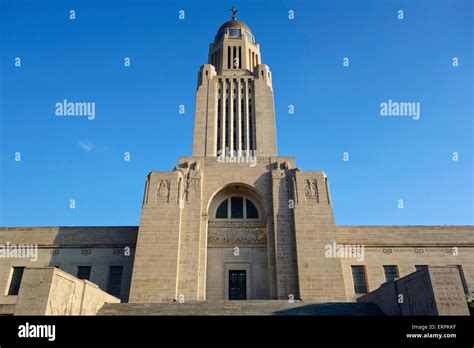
[280, 161, 290, 171]
[305, 179, 319, 202]
[173, 160, 201, 205]
[291, 172, 298, 204]
[156, 179, 170, 203]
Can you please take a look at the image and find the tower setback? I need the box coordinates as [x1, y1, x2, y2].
[129, 17, 347, 302]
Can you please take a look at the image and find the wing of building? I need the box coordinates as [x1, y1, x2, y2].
[0, 15, 472, 315]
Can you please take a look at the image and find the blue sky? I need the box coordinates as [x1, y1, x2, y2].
[0, 0, 472, 226]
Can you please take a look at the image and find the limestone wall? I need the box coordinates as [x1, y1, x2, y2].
[14, 267, 120, 315]
[357, 266, 470, 315]
[291, 171, 347, 302]
[336, 226, 474, 301]
[129, 172, 182, 303]
[0, 226, 137, 305]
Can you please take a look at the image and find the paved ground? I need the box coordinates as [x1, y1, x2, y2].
[98, 300, 384, 316]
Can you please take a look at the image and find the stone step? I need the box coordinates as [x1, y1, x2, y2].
[98, 300, 384, 316]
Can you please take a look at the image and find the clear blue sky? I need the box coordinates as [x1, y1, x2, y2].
[0, 0, 472, 226]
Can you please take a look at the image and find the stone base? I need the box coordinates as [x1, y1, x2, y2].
[98, 300, 383, 316]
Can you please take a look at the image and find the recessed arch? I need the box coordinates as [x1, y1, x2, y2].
[206, 183, 269, 300]
[207, 183, 267, 221]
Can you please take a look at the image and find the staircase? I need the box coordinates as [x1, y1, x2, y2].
[98, 300, 384, 316]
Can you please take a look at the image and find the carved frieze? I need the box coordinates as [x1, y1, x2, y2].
[208, 221, 267, 246]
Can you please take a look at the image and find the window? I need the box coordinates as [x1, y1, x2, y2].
[415, 265, 427, 271]
[216, 199, 228, 218]
[351, 266, 367, 294]
[246, 199, 259, 218]
[107, 266, 124, 297]
[231, 197, 244, 218]
[77, 266, 91, 280]
[215, 197, 259, 219]
[383, 265, 398, 282]
[245, 31, 254, 43]
[228, 28, 241, 37]
[238, 46, 242, 69]
[8, 267, 25, 295]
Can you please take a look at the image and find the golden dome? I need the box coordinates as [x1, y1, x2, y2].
[217, 20, 252, 35]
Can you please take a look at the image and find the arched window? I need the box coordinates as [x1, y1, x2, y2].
[246, 199, 259, 218]
[231, 197, 243, 218]
[216, 199, 228, 218]
[215, 196, 260, 219]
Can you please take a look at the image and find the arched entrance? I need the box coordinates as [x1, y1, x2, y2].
[206, 184, 269, 300]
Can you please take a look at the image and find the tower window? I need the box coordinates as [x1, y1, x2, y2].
[225, 80, 230, 149]
[238, 46, 242, 69]
[217, 81, 222, 153]
[241, 98, 245, 149]
[228, 28, 241, 37]
[233, 46, 237, 69]
[249, 102, 254, 151]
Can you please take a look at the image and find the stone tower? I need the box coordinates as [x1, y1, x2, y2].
[129, 14, 347, 303]
[192, 18, 277, 158]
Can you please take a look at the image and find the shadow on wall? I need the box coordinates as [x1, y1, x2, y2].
[273, 302, 384, 316]
[49, 226, 138, 303]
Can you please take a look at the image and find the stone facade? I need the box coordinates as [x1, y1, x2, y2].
[14, 267, 120, 315]
[336, 226, 474, 302]
[0, 17, 473, 314]
[357, 266, 470, 315]
[0, 227, 136, 315]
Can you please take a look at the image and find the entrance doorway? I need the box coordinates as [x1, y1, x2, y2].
[229, 270, 246, 300]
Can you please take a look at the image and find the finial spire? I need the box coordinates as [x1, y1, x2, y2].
[230, 6, 238, 20]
